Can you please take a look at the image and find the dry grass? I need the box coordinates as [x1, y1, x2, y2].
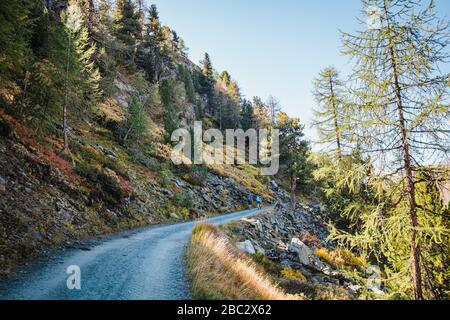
[186, 224, 296, 300]
[314, 247, 366, 270]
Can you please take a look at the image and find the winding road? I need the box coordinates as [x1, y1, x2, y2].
[0, 207, 268, 300]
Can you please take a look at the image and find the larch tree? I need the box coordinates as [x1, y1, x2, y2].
[313, 66, 346, 161]
[340, 0, 450, 299]
[267, 95, 282, 126]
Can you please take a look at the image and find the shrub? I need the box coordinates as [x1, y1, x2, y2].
[252, 252, 282, 276]
[181, 165, 208, 187]
[75, 162, 125, 206]
[280, 268, 307, 281]
[172, 192, 194, 209]
[314, 247, 366, 270]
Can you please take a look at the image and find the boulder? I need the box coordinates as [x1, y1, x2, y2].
[288, 237, 313, 265]
[236, 240, 256, 255]
[270, 180, 279, 190]
[160, 188, 173, 196]
[348, 284, 363, 295]
[170, 212, 181, 220]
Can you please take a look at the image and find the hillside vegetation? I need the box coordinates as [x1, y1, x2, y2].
[0, 0, 285, 276]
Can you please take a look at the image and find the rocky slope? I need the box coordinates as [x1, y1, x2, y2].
[222, 202, 381, 299]
[0, 111, 276, 277]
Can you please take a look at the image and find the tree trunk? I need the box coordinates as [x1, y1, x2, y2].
[384, 2, 423, 299]
[329, 76, 342, 161]
[62, 35, 71, 155]
[290, 174, 297, 210]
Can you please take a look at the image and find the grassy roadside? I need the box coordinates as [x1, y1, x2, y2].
[185, 224, 296, 300]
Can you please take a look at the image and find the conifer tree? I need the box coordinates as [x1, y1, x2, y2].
[61, 0, 102, 153]
[113, 0, 141, 66]
[0, 0, 34, 89]
[240, 99, 255, 131]
[339, 0, 450, 299]
[276, 112, 311, 209]
[143, 4, 170, 82]
[313, 67, 346, 160]
[266, 95, 282, 125]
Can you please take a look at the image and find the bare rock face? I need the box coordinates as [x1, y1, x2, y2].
[236, 240, 256, 255]
[288, 237, 313, 265]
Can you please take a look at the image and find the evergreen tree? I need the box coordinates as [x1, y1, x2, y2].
[276, 112, 311, 209]
[338, 0, 450, 299]
[240, 99, 255, 131]
[112, 0, 141, 66]
[0, 0, 34, 89]
[160, 78, 181, 142]
[201, 52, 214, 79]
[219, 71, 231, 87]
[313, 67, 346, 161]
[252, 96, 270, 130]
[143, 4, 170, 82]
[199, 52, 216, 114]
[121, 95, 148, 144]
[266, 95, 281, 125]
[178, 64, 196, 103]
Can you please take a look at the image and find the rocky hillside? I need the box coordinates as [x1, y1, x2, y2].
[0, 109, 276, 277]
[221, 203, 385, 299]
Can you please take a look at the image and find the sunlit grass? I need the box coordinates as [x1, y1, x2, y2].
[186, 224, 297, 300]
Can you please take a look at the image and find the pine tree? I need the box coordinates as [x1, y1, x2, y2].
[200, 52, 216, 114]
[313, 67, 346, 160]
[121, 95, 148, 144]
[113, 0, 141, 66]
[276, 112, 311, 209]
[143, 4, 170, 82]
[0, 0, 34, 89]
[339, 0, 450, 299]
[98, 0, 113, 31]
[178, 64, 196, 103]
[160, 78, 182, 141]
[201, 53, 214, 79]
[61, 0, 102, 153]
[240, 99, 255, 131]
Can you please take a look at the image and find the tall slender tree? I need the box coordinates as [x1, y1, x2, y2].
[112, 0, 141, 65]
[277, 112, 311, 209]
[341, 0, 450, 299]
[313, 67, 346, 160]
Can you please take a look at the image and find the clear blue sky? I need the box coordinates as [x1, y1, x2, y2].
[146, 0, 450, 140]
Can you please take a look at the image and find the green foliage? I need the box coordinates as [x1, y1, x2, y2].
[0, 0, 34, 88]
[240, 99, 255, 131]
[113, 0, 141, 66]
[280, 268, 307, 281]
[118, 95, 148, 144]
[178, 64, 196, 103]
[160, 78, 184, 141]
[312, 66, 346, 160]
[276, 112, 313, 204]
[179, 165, 208, 187]
[252, 252, 282, 276]
[157, 162, 174, 187]
[74, 162, 125, 207]
[172, 192, 194, 210]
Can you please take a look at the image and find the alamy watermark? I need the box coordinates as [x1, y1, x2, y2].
[170, 121, 280, 176]
[66, 265, 81, 290]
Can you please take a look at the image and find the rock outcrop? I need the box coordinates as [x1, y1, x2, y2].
[228, 202, 365, 297]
